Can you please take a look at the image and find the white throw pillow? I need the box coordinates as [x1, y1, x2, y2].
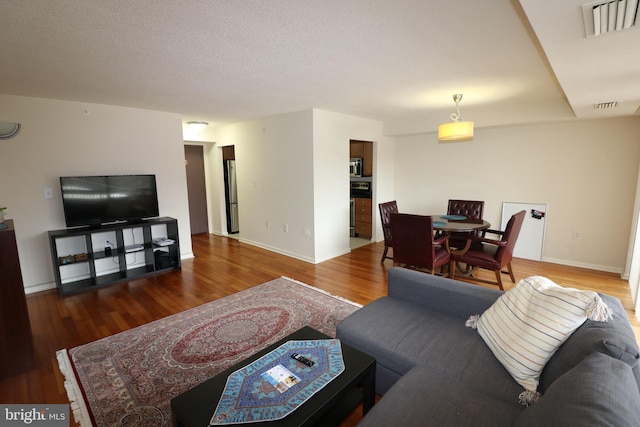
[466, 276, 612, 405]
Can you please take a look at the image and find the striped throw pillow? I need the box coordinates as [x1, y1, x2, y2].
[466, 276, 612, 405]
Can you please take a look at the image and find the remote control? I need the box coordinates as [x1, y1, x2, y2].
[291, 353, 314, 367]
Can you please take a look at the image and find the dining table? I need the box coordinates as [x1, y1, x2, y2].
[431, 214, 491, 255]
[432, 214, 490, 233]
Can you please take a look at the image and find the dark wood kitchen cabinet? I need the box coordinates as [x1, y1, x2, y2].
[350, 140, 373, 177]
[0, 220, 35, 379]
[354, 198, 372, 239]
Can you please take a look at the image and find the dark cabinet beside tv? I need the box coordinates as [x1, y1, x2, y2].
[0, 220, 36, 378]
[48, 217, 180, 295]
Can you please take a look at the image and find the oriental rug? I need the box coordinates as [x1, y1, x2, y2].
[56, 277, 361, 427]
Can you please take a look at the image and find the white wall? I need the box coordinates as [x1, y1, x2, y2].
[212, 109, 392, 263]
[373, 129, 396, 242]
[312, 109, 394, 261]
[393, 117, 640, 273]
[0, 95, 193, 293]
[215, 110, 316, 261]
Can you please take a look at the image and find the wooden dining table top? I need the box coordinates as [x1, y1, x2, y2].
[431, 215, 491, 233]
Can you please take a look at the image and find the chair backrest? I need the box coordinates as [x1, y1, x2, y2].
[390, 213, 438, 269]
[447, 200, 484, 220]
[379, 201, 398, 245]
[495, 210, 526, 265]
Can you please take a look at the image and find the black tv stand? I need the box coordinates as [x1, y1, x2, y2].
[48, 217, 180, 296]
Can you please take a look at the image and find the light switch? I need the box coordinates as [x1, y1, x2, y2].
[44, 187, 54, 199]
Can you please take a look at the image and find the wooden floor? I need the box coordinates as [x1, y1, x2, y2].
[2, 233, 639, 426]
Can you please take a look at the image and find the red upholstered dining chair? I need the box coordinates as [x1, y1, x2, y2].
[447, 199, 485, 249]
[390, 213, 451, 275]
[450, 210, 526, 290]
[447, 199, 484, 220]
[378, 201, 398, 262]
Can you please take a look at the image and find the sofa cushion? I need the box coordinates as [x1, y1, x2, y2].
[337, 296, 523, 403]
[515, 352, 640, 427]
[540, 293, 640, 392]
[470, 276, 612, 403]
[387, 267, 503, 318]
[358, 365, 523, 427]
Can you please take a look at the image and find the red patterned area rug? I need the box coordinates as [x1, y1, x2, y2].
[56, 277, 361, 427]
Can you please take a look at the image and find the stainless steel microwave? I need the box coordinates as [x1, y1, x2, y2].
[350, 158, 363, 177]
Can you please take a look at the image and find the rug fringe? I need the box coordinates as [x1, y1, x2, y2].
[56, 349, 93, 427]
[280, 276, 362, 308]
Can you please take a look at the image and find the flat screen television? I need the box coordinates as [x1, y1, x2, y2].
[60, 174, 159, 227]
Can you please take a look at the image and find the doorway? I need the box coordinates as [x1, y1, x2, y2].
[184, 145, 209, 234]
[349, 139, 374, 250]
[222, 145, 239, 234]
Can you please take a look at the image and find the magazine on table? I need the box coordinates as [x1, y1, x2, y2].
[261, 364, 301, 393]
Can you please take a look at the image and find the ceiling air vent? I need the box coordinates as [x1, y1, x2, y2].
[595, 101, 619, 109]
[582, 0, 639, 37]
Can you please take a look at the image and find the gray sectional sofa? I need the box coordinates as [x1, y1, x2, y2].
[336, 267, 640, 426]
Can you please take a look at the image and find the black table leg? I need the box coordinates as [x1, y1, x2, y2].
[362, 364, 376, 415]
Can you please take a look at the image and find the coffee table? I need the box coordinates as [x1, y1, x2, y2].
[171, 326, 376, 427]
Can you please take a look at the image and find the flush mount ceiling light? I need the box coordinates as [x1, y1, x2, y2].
[0, 122, 21, 140]
[438, 94, 474, 141]
[582, 0, 639, 37]
[187, 121, 208, 132]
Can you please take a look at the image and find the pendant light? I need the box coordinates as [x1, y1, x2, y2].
[438, 94, 474, 141]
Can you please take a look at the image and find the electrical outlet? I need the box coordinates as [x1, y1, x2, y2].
[572, 231, 582, 240]
[304, 228, 311, 236]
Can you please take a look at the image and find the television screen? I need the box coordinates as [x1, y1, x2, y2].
[60, 175, 159, 227]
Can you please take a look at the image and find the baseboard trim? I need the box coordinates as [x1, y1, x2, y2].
[25, 282, 56, 295]
[237, 238, 317, 264]
[541, 256, 623, 276]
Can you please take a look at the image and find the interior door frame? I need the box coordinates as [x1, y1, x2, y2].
[184, 143, 211, 234]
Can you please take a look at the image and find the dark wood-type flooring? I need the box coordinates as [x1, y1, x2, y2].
[2, 233, 639, 426]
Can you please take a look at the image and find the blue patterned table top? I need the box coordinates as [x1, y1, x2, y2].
[210, 339, 344, 425]
[440, 214, 467, 220]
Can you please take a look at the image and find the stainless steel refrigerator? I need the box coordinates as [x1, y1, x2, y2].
[224, 160, 239, 233]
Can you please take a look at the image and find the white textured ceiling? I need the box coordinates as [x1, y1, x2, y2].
[0, 0, 638, 135]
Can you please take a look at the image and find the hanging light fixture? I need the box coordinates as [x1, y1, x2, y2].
[438, 94, 474, 141]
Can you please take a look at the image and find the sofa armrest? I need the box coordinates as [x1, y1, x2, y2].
[388, 267, 503, 318]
